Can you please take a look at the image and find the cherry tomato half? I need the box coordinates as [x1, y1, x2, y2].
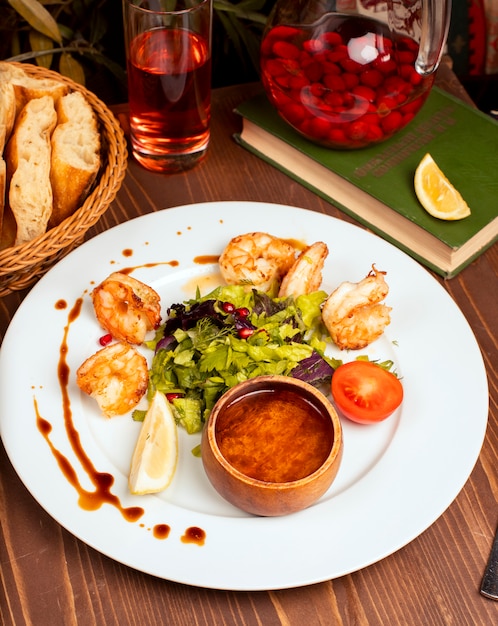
[331, 360, 403, 424]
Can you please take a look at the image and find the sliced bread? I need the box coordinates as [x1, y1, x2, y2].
[49, 91, 101, 227]
[0, 62, 69, 114]
[6, 95, 57, 245]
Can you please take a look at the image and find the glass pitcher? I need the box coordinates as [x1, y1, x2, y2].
[260, 0, 451, 149]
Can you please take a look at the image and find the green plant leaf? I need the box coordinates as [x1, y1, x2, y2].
[214, 0, 268, 24]
[215, 8, 263, 74]
[28, 30, 53, 68]
[8, 0, 62, 44]
[81, 49, 128, 87]
[59, 52, 85, 85]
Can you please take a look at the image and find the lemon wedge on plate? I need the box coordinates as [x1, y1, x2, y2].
[129, 391, 178, 495]
[414, 153, 471, 220]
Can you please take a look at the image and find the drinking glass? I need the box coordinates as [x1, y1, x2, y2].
[122, 0, 212, 173]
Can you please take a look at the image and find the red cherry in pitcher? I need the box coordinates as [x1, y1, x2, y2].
[260, 3, 451, 149]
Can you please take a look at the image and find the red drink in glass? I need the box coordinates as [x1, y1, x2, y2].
[261, 14, 435, 149]
[128, 27, 211, 172]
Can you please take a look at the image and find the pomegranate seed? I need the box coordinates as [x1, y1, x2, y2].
[99, 333, 112, 346]
[222, 301, 235, 314]
[166, 393, 183, 402]
[235, 307, 250, 318]
[238, 328, 254, 339]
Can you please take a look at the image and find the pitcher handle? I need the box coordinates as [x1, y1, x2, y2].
[415, 0, 451, 75]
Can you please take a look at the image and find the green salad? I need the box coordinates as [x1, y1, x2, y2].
[135, 285, 342, 433]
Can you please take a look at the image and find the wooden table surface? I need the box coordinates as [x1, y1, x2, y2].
[1, 67, 497, 625]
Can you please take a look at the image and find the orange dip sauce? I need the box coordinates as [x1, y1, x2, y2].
[215, 388, 334, 483]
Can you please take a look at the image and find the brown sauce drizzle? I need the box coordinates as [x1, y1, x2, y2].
[153, 524, 171, 540]
[36, 297, 143, 523]
[194, 255, 219, 265]
[122, 248, 133, 257]
[37, 289, 208, 544]
[55, 299, 67, 310]
[120, 260, 179, 275]
[181, 527, 206, 546]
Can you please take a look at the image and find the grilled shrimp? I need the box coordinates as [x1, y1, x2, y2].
[219, 232, 296, 292]
[322, 265, 391, 350]
[278, 241, 328, 297]
[76, 341, 149, 417]
[92, 272, 161, 345]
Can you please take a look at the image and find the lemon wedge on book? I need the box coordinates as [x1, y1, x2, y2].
[414, 153, 471, 221]
[129, 391, 178, 495]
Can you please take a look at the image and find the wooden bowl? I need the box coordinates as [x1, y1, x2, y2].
[201, 375, 343, 516]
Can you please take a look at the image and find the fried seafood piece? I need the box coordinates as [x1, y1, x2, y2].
[219, 232, 296, 292]
[76, 342, 149, 417]
[92, 272, 161, 344]
[322, 265, 391, 350]
[278, 241, 328, 298]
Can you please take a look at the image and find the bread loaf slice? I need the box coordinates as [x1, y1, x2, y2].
[0, 62, 68, 114]
[0, 81, 16, 147]
[49, 91, 101, 227]
[6, 95, 57, 245]
[0, 158, 6, 242]
[0, 81, 16, 241]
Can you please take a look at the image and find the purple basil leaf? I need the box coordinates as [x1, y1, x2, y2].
[291, 352, 335, 386]
[155, 334, 177, 353]
[163, 300, 225, 337]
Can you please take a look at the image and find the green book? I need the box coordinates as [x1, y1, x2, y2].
[234, 87, 498, 278]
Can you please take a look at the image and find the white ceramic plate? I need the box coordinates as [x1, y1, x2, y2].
[0, 202, 488, 590]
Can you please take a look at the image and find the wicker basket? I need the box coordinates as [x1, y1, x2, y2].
[0, 62, 128, 297]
